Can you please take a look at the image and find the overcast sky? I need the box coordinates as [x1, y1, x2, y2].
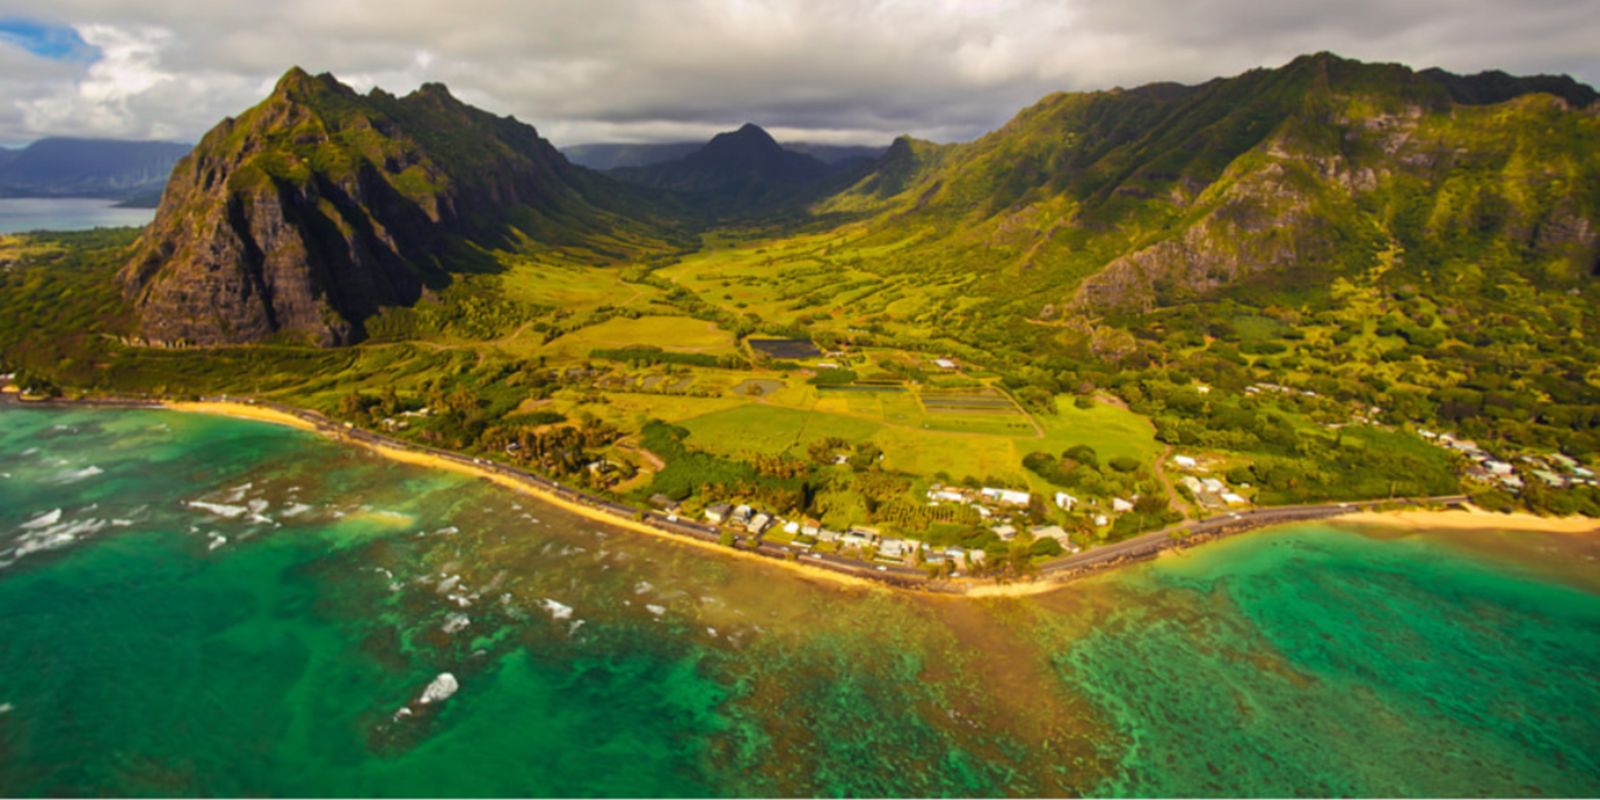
[1, 0, 1597, 149]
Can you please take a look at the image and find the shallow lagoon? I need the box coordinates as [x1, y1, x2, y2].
[1, 406, 1595, 797]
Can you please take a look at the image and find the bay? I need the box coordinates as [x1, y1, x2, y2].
[1, 405, 1596, 797]
[0, 198, 154, 234]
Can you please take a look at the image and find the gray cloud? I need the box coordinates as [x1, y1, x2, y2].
[0, 0, 1596, 148]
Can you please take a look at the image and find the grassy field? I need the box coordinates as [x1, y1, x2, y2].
[542, 315, 734, 357]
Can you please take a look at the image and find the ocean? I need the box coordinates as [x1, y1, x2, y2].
[1, 405, 1596, 797]
[0, 198, 154, 234]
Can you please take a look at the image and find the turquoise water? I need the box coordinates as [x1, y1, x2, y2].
[2, 406, 1597, 797]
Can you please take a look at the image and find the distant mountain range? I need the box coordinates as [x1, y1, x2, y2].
[563, 139, 884, 170]
[0, 138, 191, 204]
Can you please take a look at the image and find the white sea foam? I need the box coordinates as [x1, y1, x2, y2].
[282, 503, 313, 518]
[568, 620, 586, 635]
[10, 517, 111, 558]
[186, 500, 249, 519]
[541, 599, 573, 621]
[646, 604, 666, 617]
[417, 673, 458, 704]
[437, 575, 462, 594]
[0, 702, 12, 714]
[247, 498, 269, 515]
[634, 581, 654, 595]
[47, 465, 103, 484]
[207, 533, 228, 551]
[219, 482, 253, 503]
[441, 613, 471, 634]
[20, 509, 62, 529]
[435, 526, 460, 536]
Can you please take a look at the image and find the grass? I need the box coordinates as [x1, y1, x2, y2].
[677, 404, 882, 457]
[544, 315, 734, 357]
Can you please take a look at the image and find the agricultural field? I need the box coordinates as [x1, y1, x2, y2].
[541, 315, 735, 358]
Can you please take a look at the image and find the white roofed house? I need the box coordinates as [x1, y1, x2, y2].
[704, 502, 734, 523]
[1172, 455, 1198, 469]
[1054, 492, 1078, 510]
[878, 538, 907, 559]
[1112, 497, 1135, 513]
[981, 487, 1031, 506]
[746, 513, 773, 535]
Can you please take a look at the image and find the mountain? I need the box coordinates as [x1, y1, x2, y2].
[563, 141, 703, 170]
[119, 67, 675, 348]
[608, 124, 836, 214]
[0, 137, 190, 200]
[781, 142, 888, 166]
[566, 138, 885, 171]
[811, 53, 1600, 328]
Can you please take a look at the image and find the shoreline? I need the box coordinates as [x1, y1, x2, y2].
[165, 399, 884, 591]
[7, 393, 1582, 596]
[1337, 507, 1600, 535]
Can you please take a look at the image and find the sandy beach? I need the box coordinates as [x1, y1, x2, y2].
[1339, 506, 1600, 535]
[162, 401, 321, 433]
[162, 400, 883, 591]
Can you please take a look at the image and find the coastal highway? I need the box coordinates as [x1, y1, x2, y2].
[1042, 495, 1472, 574]
[3, 391, 1471, 589]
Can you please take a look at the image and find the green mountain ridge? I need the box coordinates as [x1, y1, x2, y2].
[118, 67, 684, 347]
[809, 53, 1599, 330]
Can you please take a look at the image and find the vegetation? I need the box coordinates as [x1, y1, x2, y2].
[6, 53, 1600, 561]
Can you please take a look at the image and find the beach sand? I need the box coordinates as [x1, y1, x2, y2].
[163, 401, 321, 433]
[165, 400, 882, 592]
[1340, 506, 1600, 535]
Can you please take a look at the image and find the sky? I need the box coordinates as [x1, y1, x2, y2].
[1, 0, 1597, 149]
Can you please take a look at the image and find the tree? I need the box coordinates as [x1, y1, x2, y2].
[719, 529, 737, 548]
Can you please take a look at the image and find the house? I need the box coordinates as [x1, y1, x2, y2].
[1112, 497, 1135, 513]
[704, 503, 733, 523]
[1196, 385, 1212, 395]
[731, 504, 753, 524]
[1094, 515, 1109, 527]
[782, 520, 801, 535]
[929, 489, 968, 503]
[1201, 478, 1227, 493]
[1485, 461, 1514, 476]
[1220, 493, 1249, 506]
[991, 524, 1018, 541]
[1172, 455, 1198, 469]
[817, 529, 841, 543]
[746, 513, 772, 535]
[839, 530, 874, 549]
[933, 358, 959, 370]
[966, 548, 986, 564]
[980, 487, 1031, 506]
[879, 539, 907, 559]
[1030, 525, 1070, 544]
[649, 494, 681, 512]
[1054, 492, 1078, 510]
[801, 518, 822, 536]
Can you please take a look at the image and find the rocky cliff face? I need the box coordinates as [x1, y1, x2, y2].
[815, 53, 1600, 318]
[120, 68, 595, 346]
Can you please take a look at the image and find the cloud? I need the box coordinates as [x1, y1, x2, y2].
[0, 0, 1595, 147]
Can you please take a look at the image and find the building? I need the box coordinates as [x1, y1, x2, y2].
[933, 358, 959, 370]
[1054, 492, 1078, 510]
[1030, 525, 1070, 544]
[746, 513, 772, 535]
[801, 518, 821, 536]
[981, 487, 1031, 506]
[839, 530, 874, 549]
[991, 524, 1017, 541]
[731, 504, 753, 524]
[1172, 455, 1198, 469]
[704, 503, 733, 523]
[879, 539, 907, 559]
[1112, 497, 1135, 513]
[1220, 493, 1249, 506]
[649, 494, 681, 512]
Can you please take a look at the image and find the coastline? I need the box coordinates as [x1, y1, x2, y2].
[154, 399, 884, 592]
[1338, 507, 1600, 535]
[6, 393, 1574, 596]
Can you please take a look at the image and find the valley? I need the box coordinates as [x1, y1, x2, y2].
[3, 52, 1600, 583]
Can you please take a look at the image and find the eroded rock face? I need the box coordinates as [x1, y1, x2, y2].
[118, 68, 583, 347]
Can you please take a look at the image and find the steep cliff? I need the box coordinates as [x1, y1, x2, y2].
[119, 68, 619, 346]
[813, 53, 1600, 318]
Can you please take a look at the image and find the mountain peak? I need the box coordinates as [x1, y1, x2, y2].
[270, 66, 352, 103]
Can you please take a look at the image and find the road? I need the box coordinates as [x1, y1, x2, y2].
[2, 390, 1473, 591]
